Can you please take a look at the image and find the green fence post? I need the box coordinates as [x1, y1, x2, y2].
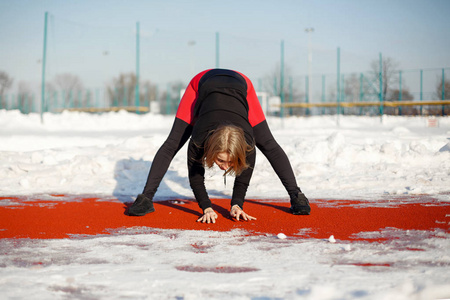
[123, 87, 127, 107]
[336, 47, 341, 125]
[305, 75, 310, 116]
[215, 32, 220, 68]
[135, 21, 140, 114]
[442, 68, 445, 115]
[40, 11, 48, 123]
[321, 75, 326, 115]
[420, 69, 423, 115]
[379, 53, 383, 120]
[399, 70, 402, 115]
[113, 88, 118, 107]
[359, 73, 364, 115]
[289, 76, 293, 116]
[341, 74, 345, 115]
[280, 39, 285, 119]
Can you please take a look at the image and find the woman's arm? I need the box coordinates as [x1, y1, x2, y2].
[187, 139, 212, 211]
[230, 149, 256, 209]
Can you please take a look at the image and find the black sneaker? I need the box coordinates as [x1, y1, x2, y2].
[290, 192, 311, 215]
[128, 194, 155, 216]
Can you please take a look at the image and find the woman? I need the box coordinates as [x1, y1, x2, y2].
[128, 69, 310, 223]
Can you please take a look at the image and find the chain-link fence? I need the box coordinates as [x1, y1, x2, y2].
[1, 13, 449, 116]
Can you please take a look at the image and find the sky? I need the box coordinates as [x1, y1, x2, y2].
[0, 0, 449, 94]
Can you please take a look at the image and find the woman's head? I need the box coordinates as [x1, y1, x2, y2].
[203, 125, 252, 176]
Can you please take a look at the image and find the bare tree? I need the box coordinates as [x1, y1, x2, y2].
[160, 81, 185, 114]
[107, 72, 158, 109]
[343, 73, 367, 115]
[429, 77, 450, 115]
[344, 73, 360, 103]
[53, 73, 83, 92]
[370, 57, 399, 101]
[46, 73, 85, 108]
[388, 89, 414, 101]
[387, 88, 417, 115]
[264, 64, 303, 115]
[0, 71, 14, 108]
[435, 78, 450, 100]
[17, 81, 34, 113]
[107, 73, 136, 106]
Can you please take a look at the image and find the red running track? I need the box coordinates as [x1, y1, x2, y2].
[0, 196, 449, 242]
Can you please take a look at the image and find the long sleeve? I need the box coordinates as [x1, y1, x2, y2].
[142, 118, 192, 199]
[253, 120, 300, 197]
[187, 139, 211, 211]
[230, 149, 256, 209]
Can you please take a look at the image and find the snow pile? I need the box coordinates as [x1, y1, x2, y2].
[0, 228, 449, 299]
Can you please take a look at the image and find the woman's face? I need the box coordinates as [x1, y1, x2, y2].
[214, 152, 233, 171]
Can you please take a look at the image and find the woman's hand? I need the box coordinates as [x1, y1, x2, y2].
[197, 207, 218, 223]
[230, 205, 257, 221]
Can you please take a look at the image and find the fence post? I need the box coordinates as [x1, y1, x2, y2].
[341, 74, 345, 115]
[359, 73, 364, 115]
[123, 87, 127, 106]
[215, 32, 220, 68]
[399, 70, 402, 115]
[321, 75, 326, 115]
[305, 75, 309, 116]
[135, 22, 140, 114]
[336, 47, 341, 126]
[289, 76, 293, 116]
[420, 69, 423, 115]
[280, 39, 285, 119]
[40, 11, 49, 123]
[442, 68, 445, 115]
[379, 52, 383, 121]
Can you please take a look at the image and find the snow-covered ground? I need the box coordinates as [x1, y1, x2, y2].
[1, 109, 449, 299]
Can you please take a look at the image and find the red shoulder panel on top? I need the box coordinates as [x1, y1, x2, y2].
[236, 71, 266, 127]
[175, 69, 212, 125]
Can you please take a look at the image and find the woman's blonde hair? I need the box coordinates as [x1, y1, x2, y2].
[203, 125, 253, 176]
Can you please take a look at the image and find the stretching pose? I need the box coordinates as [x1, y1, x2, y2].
[128, 69, 310, 223]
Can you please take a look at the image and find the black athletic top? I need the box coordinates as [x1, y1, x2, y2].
[142, 69, 300, 210]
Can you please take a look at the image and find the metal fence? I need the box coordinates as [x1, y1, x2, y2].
[1, 67, 448, 116]
[1, 12, 449, 117]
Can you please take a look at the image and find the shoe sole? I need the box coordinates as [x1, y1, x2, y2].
[128, 207, 155, 216]
[290, 207, 311, 215]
